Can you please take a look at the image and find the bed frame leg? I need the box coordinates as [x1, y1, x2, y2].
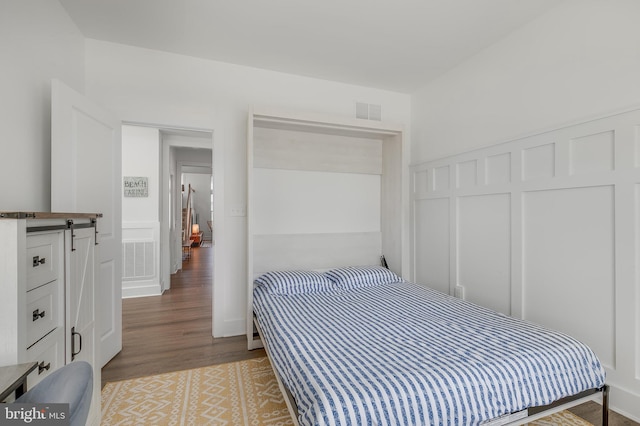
[602, 385, 609, 426]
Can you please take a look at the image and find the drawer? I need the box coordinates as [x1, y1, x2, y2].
[26, 281, 61, 348]
[25, 328, 64, 388]
[26, 232, 62, 291]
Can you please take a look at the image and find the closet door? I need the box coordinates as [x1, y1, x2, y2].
[51, 79, 122, 367]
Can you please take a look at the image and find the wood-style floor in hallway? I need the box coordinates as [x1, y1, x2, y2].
[101, 245, 265, 386]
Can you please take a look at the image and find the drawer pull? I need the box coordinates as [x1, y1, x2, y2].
[71, 327, 82, 361]
[38, 361, 51, 375]
[32, 256, 46, 267]
[32, 309, 46, 321]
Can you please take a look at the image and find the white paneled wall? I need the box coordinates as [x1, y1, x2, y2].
[522, 186, 615, 368]
[123, 241, 155, 280]
[122, 221, 161, 298]
[458, 193, 511, 314]
[413, 198, 449, 294]
[411, 108, 640, 420]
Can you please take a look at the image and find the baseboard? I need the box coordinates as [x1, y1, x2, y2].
[609, 384, 640, 423]
[122, 281, 162, 298]
[213, 318, 245, 338]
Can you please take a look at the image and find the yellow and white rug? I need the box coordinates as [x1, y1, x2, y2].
[102, 357, 592, 425]
[102, 357, 291, 425]
[528, 410, 593, 426]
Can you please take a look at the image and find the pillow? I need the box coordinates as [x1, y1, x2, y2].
[254, 270, 336, 295]
[324, 265, 403, 290]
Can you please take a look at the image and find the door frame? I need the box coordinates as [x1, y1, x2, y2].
[123, 121, 224, 338]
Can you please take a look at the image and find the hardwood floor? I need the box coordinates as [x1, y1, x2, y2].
[101, 245, 638, 425]
[101, 245, 265, 386]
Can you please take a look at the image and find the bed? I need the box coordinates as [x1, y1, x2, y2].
[252, 266, 608, 426]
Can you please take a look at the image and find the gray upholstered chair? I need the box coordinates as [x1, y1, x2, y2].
[16, 361, 93, 426]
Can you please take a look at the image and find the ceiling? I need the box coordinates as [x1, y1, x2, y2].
[59, 0, 562, 93]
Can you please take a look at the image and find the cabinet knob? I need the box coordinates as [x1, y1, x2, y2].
[32, 309, 46, 321]
[32, 256, 46, 267]
[38, 361, 51, 375]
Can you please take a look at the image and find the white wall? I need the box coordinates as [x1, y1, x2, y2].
[122, 126, 160, 222]
[121, 125, 161, 297]
[411, 0, 640, 164]
[410, 0, 640, 420]
[411, 109, 640, 421]
[0, 0, 84, 211]
[84, 39, 411, 337]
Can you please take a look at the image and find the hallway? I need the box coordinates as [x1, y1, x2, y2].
[101, 246, 265, 386]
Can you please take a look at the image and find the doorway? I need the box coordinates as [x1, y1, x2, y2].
[119, 123, 218, 337]
[120, 125, 214, 294]
[180, 166, 213, 250]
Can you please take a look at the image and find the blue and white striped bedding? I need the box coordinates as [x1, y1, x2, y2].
[253, 280, 606, 426]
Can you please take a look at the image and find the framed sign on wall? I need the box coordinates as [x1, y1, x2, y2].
[123, 176, 148, 197]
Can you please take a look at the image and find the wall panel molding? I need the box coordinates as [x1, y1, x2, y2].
[410, 107, 640, 420]
[522, 185, 615, 368]
[122, 221, 161, 298]
[457, 193, 511, 314]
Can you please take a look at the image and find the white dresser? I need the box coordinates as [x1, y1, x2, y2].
[0, 212, 101, 425]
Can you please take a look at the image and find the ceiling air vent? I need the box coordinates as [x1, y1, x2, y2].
[355, 102, 382, 121]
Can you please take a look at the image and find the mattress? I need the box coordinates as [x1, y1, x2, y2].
[253, 280, 606, 426]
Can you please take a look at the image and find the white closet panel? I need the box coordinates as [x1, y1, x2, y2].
[254, 126, 383, 174]
[253, 169, 381, 235]
[253, 232, 382, 275]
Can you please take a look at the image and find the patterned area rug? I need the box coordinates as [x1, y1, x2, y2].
[101, 357, 592, 425]
[528, 410, 593, 425]
[102, 358, 290, 425]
